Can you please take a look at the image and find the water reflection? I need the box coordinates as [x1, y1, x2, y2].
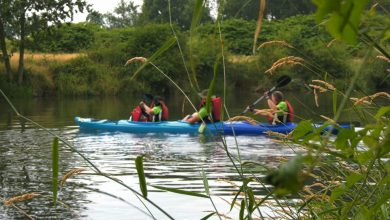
[0, 94, 362, 219]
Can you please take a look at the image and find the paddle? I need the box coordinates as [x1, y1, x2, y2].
[241, 75, 291, 115]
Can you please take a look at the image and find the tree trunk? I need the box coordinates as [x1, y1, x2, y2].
[0, 16, 12, 81]
[17, 12, 26, 86]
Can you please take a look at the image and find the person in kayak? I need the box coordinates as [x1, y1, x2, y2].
[249, 91, 294, 124]
[139, 96, 169, 122]
[129, 94, 154, 122]
[182, 89, 222, 124]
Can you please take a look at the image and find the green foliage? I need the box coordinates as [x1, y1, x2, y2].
[220, 0, 316, 20]
[28, 23, 98, 52]
[140, 0, 212, 30]
[52, 56, 120, 96]
[313, 0, 370, 44]
[265, 155, 305, 196]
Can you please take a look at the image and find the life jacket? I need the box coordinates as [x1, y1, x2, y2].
[199, 97, 222, 122]
[130, 101, 155, 122]
[268, 100, 294, 124]
[152, 101, 169, 122]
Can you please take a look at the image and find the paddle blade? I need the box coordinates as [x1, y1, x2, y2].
[276, 75, 291, 88]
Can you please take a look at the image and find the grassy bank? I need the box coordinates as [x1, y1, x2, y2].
[1, 15, 388, 97]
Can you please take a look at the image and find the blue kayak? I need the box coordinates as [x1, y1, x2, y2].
[75, 117, 352, 136]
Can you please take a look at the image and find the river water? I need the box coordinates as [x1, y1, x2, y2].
[0, 92, 361, 219]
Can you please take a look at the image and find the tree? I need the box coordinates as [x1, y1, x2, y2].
[86, 10, 105, 26]
[139, 0, 212, 30]
[104, 0, 139, 28]
[0, 0, 89, 85]
[0, 0, 13, 81]
[219, 0, 315, 20]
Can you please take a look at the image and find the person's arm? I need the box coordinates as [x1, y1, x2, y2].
[140, 102, 153, 115]
[253, 108, 273, 117]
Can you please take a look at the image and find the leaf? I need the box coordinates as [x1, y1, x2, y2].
[230, 181, 247, 211]
[239, 199, 245, 220]
[52, 137, 59, 206]
[357, 150, 374, 165]
[313, 0, 370, 44]
[151, 185, 209, 198]
[293, 120, 313, 141]
[375, 107, 390, 120]
[190, 0, 205, 32]
[135, 155, 147, 198]
[201, 212, 215, 220]
[247, 188, 255, 212]
[201, 169, 210, 196]
[330, 184, 347, 203]
[346, 173, 362, 188]
[131, 37, 176, 80]
[335, 128, 357, 152]
[265, 155, 305, 196]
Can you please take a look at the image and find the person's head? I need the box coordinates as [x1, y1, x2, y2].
[271, 91, 284, 104]
[198, 89, 216, 100]
[153, 96, 164, 106]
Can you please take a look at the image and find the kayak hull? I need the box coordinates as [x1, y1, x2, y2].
[75, 117, 351, 136]
[75, 117, 296, 135]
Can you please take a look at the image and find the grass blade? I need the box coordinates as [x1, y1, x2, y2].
[253, 0, 266, 54]
[201, 169, 210, 195]
[52, 137, 59, 206]
[151, 185, 209, 198]
[135, 155, 148, 198]
[239, 199, 246, 220]
[130, 37, 176, 80]
[333, 89, 337, 117]
[206, 55, 221, 115]
[201, 212, 215, 220]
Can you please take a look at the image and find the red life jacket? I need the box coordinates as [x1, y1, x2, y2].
[156, 101, 169, 121]
[267, 100, 294, 124]
[199, 97, 222, 122]
[286, 100, 294, 122]
[130, 101, 155, 122]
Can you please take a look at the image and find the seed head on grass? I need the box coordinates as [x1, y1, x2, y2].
[309, 84, 328, 93]
[327, 39, 338, 48]
[265, 56, 305, 75]
[60, 168, 86, 187]
[312, 80, 335, 91]
[314, 89, 319, 107]
[265, 131, 289, 139]
[124, 57, 147, 66]
[376, 55, 390, 63]
[320, 115, 338, 125]
[353, 92, 390, 105]
[4, 193, 39, 206]
[227, 116, 258, 125]
[257, 40, 293, 49]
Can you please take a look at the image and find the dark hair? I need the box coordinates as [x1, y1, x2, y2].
[153, 96, 164, 106]
[272, 91, 284, 103]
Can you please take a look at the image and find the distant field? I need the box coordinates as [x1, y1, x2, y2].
[1, 53, 83, 93]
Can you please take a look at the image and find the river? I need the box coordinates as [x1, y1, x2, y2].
[0, 92, 361, 219]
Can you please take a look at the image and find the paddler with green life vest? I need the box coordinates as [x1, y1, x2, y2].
[139, 96, 169, 122]
[249, 91, 294, 124]
[182, 89, 222, 124]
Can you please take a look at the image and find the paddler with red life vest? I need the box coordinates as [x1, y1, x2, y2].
[249, 91, 294, 124]
[182, 89, 222, 124]
[139, 96, 169, 122]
